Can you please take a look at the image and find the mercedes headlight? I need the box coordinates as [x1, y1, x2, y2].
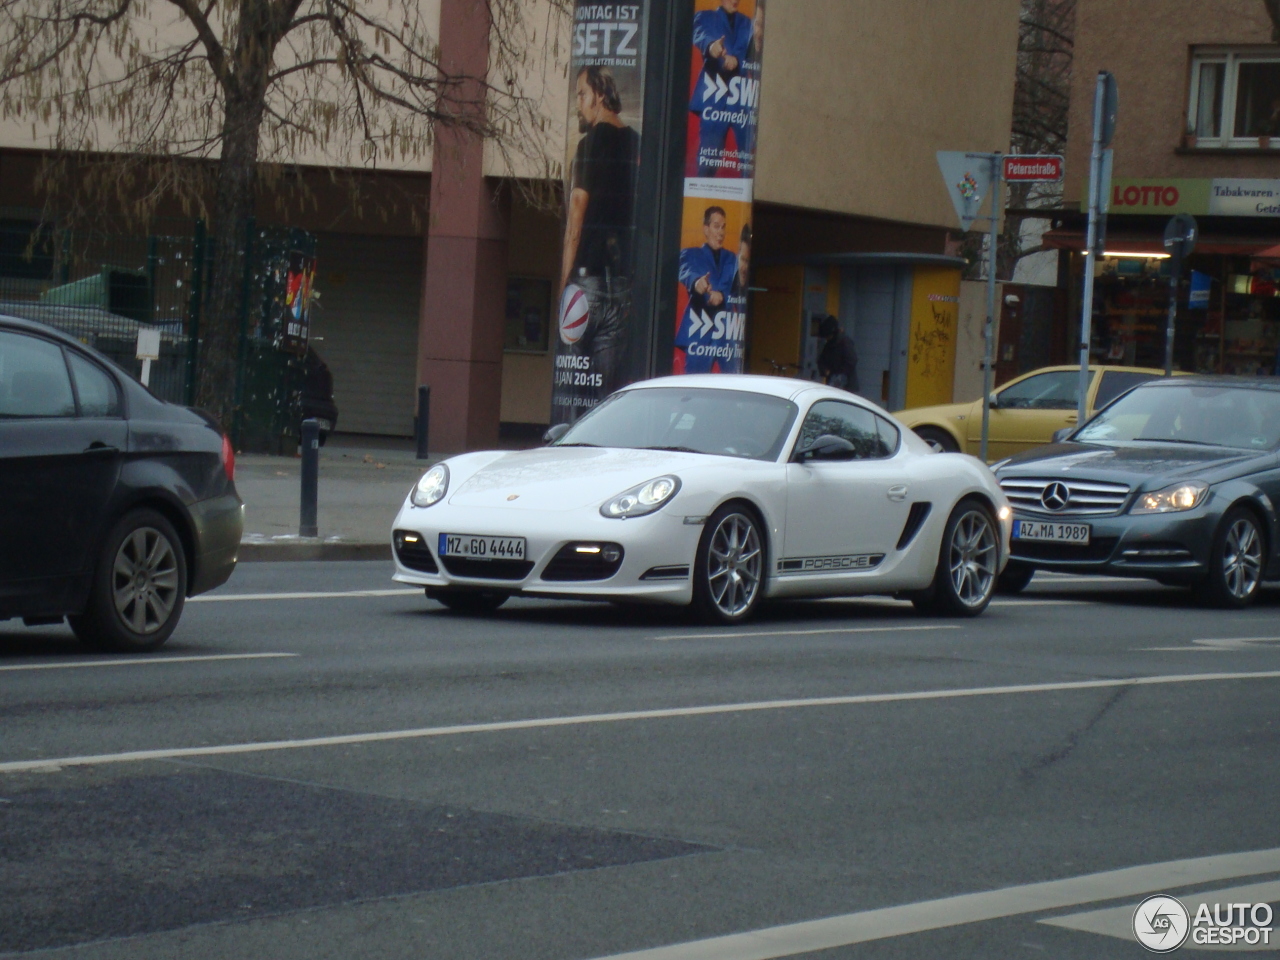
[1130, 481, 1208, 515]
[411, 464, 449, 508]
[600, 476, 681, 519]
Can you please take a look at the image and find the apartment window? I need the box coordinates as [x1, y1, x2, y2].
[1189, 50, 1280, 146]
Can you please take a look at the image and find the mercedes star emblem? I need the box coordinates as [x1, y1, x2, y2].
[1040, 481, 1070, 511]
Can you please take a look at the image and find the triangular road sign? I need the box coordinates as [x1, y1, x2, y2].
[937, 151, 997, 230]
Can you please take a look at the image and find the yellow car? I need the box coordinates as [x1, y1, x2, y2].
[897, 365, 1182, 461]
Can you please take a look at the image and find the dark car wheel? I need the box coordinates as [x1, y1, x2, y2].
[913, 500, 998, 617]
[996, 560, 1035, 594]
[693, 504, 766, 625]
[914, 426, 960, 453]
[1194, 507, 1266, 609]
[427, 588, 509, 613]
[69, 509, 188, 652]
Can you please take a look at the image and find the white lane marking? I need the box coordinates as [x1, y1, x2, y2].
[191, 589, 421, 602]
[0, 653, 297, 673]
[189, 591, 1081, 608]
[3, 670, 1280, 774]
[992, 599, 1087, 606]
[1040, 878, 1280, 943]
[1035, 573, 1153, 584]
[1140, 636, 1280, 653]
[582, 848, 1280, 960]
[654, 625, 959, 641]
[823, 597, 1084, 608]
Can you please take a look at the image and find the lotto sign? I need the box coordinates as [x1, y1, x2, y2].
[1003, 155, 1064, 182]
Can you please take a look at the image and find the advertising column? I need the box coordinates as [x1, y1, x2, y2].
[552, 3, 649, 424]
[671, 0, 765, 375]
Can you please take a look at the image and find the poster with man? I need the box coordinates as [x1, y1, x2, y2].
[552, 3, 647, 424]
[672, 0, 765, 375]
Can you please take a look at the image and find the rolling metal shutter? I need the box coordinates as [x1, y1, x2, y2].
[311, 232, 422, 436]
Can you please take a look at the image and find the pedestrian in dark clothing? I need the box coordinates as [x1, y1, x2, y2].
[817, 315, 859, 393]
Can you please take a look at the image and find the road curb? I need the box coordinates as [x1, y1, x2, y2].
[238, 541, 391, 562]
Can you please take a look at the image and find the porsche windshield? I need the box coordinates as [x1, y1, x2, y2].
[1075, 384, 1280, 450]
[556, 387, 799, 461]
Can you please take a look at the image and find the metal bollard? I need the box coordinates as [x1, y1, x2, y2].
[415, 385, 431, 460]
[300, 418, 320, 538]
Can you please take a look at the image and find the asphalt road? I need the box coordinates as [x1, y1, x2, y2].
[3, 563, 1280, 959]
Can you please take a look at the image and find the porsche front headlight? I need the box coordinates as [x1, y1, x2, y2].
[600, 475, 681, 519]
[411, 464, 449, 508]
[1130, 481, 1208, 515]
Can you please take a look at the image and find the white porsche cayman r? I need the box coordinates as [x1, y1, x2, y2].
[391, 375, 1012, 623]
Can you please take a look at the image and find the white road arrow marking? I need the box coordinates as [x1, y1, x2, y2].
[1041, 878, 1280, 944]
[581, 848, 1280, 959]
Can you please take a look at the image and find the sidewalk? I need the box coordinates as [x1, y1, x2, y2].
[235, 437, 435, 561]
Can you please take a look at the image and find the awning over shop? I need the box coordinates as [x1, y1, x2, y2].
[1040, 228, 1275, 257]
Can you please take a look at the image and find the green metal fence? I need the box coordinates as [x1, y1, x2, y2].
[0, 218, 202, 406]
[0, 217, 316, 452]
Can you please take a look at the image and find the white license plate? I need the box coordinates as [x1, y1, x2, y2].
[438, 534, 527, 560]
[1013, 520, 1091, 545]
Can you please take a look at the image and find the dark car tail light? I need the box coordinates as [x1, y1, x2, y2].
[221, 433, 235, 482]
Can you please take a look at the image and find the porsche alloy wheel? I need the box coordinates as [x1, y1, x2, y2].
[695, 506, 765, 624]
[949, 508, 998, 607]
[913, 501, 998, 617]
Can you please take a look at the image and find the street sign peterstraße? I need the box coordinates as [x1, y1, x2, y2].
[1002, 155, 1064, 183]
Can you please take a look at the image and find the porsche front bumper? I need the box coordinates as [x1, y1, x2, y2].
[390, 501, 704, 603]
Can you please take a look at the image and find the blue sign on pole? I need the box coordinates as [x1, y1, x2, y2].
[1189, 270, 1212, 309]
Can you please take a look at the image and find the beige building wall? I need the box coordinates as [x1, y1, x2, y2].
[0, 0, 443, 173]
[754, 0, 1020, 228]
[953, 280, 1000, 403]
[1064, 0, 1276, 199]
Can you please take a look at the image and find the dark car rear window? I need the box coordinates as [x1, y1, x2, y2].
[1095, 371, 1161, 409]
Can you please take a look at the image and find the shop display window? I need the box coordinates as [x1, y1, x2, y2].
[1089, 255, 1279, 377]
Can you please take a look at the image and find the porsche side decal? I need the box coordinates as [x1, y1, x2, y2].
[777, 554, 885, 574]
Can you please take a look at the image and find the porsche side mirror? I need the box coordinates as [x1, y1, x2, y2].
[543, 423, 570, 445]
[795, 434, 857, 462]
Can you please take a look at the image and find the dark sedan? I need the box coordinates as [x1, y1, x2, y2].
[0, 315, 243, 650]
[993, 377, 1280, 607]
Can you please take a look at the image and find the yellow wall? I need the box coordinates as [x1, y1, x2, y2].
[904, 267, 962, 408]
[746, 265, 806, 375]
